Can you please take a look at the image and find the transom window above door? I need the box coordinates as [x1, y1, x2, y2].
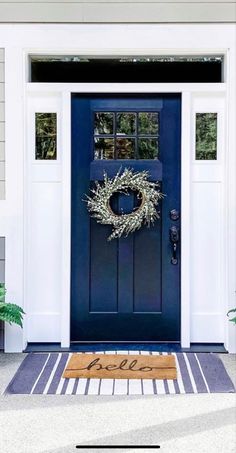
[94, 111, 159, 160]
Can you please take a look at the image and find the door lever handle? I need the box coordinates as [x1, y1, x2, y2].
[169, 226, 179, 265]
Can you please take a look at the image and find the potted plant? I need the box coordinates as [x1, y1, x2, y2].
[227, 308, 236, 325]
[0, 283, 25, 327]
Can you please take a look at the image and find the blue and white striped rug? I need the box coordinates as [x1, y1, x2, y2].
[4, 351, 235, 395]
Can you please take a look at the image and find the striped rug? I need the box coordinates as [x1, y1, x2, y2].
[4, 351, 235, 395]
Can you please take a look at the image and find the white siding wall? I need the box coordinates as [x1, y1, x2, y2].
[0, 49, 4, 200]
[0, 1, 235, 23]
[0, 237, 4, 284]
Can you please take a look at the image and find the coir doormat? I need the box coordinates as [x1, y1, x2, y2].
[62, 353, 176, 379]
[4, 352, 235, 395]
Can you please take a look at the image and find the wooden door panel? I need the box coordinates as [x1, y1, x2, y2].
[71, 95, 181, 342]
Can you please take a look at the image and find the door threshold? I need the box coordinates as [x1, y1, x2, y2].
[24, 342, 227, 353]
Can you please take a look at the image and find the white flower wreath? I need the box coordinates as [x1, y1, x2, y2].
[85, 168, 164, 241]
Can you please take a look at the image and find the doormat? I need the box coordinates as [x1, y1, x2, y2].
[62, 353, 176, 379]
[4, 352, 235, 395]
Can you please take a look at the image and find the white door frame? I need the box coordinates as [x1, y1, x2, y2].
[0, 24, 235, 352]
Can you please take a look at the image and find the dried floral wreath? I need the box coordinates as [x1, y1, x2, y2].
[85, 168, 164, 241]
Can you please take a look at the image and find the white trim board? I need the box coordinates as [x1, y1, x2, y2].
[0, 24, 235, 352]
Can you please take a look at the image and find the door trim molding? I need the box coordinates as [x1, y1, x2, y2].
[180, 92, 191, 348]
[25, 84, 227, 350]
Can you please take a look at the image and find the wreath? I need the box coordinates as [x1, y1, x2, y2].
[85, 168, 164, 241]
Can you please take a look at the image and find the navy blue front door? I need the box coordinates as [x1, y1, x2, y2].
[71, 95, 181, 342]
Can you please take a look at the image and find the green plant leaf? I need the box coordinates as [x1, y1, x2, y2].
[227, 308, 236, 316]
[0, 302, 25, 327]
[229, 317, 236, 324]
[0, 284, 25, 328]
[227, 308, 236, 325]
[0, 283, 6, 302]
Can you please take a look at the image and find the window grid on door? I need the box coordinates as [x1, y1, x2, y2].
[94, 111, 159, 160]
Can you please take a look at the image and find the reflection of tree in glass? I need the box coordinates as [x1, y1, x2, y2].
[94, 138, 114, 159]
[138, 113, 159, 135]
[139, 139, 158, 159]
[94, 113, 113, 135]
[117, 138, 135, 159]
[35, 113, 57, 160]
[117, 113, 136, 135]
[93, 111, 159, 160]
[196, 113, 217, 160]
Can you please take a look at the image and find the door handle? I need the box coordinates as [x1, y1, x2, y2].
[169, 226, 179, 265]
[170, 209, 180, 221]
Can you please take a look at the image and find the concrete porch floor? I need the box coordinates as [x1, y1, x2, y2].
[0, 353, 235, 453]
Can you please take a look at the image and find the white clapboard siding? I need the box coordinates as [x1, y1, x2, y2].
[0, 237, 4, 279]
[0, 49, 4, 201]
[0, 2, 235, 23]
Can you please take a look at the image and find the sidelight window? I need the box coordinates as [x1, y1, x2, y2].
[35, 112, 57, 160]
[195, 113, 217, 160]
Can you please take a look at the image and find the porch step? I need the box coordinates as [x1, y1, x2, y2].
[24, 342, 227, 353]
